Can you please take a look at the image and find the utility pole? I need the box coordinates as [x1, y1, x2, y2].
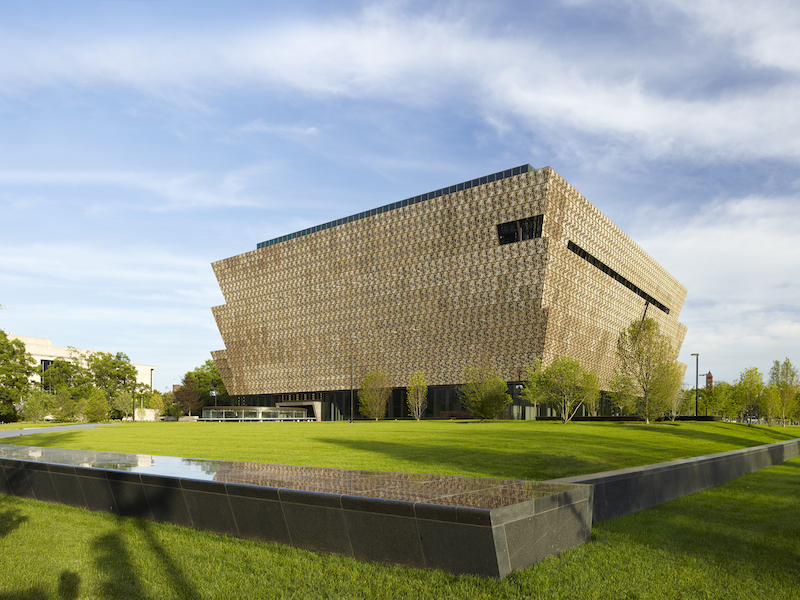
[691, 353, 699, 417]
[350, 356, 354, 423]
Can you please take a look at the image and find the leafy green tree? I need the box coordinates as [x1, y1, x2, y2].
[85, 351, 137, 401]
[658, 361, 684, 421]
[20, 389, 56, 421]
[136, 389, 164, 420]
[521, 359, 545, 420]
[607, 372, 638, 416]
[139, 389, 165, 416]
[406, 370, 428, 421]
[760, 385, 782, 427]
[111, 390, 135, 420]
[527, 356, 599, 424]
[734, 367, 764, 423]
[161, 390, 181, 418]
[183, 360, 229, 407]
[83, 388, 108, 422]
[40, 355, 92, 395]
[794, 390, 800, 423]
[174, 373, 203, 416]
[613, 318, 680, 424]
[460, 365, 512, 421]
[701, 380, 735, 417]
[768, 359, 798, 427]
[682, 387, 699, 416]
[52, 385, 80, 421]
[358, 370, 391, 420]
[0, 329, 35, 421]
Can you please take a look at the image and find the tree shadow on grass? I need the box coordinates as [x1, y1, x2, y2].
[132, 519, 200, 600]
[0, 507, 28, 537]
[629, 422, 800, 450]
[315, 436, 601, 480]
[92, 530, 152, 600]
[2, 431, 86, 448]
[89, 518, 201, 600]
[0, 571, 80, 600]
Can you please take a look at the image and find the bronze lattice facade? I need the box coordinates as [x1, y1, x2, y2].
[211, 165, 687, 418]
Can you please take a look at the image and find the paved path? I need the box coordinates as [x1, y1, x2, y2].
[0, 423, 112, 439]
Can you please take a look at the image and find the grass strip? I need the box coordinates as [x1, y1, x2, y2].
[8, 420, 800, 480]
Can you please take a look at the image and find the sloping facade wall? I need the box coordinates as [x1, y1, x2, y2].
[538, 171, 687, 378]
[211, 166, 687, 398]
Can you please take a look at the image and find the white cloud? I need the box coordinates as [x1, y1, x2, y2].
[1, 2, 798, 166]
[240, 119, 319, 136]
[0, 167, 279, 211]
[632, 194, 800, 381]
[655, 0, 800, 73]
[0, 241, 218, 291]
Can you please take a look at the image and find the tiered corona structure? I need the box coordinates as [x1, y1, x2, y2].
[211, 165, 687, 419]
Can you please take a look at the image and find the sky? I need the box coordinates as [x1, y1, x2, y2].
[1, 0, 799, 392]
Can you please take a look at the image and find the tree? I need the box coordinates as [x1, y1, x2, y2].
[83, 388, 108, 422]
[358, 370, 391, 420]
[527, 356, 599, 424]
[174, 374, 203, 416]
[0, 329, 36, 421]
[20, 389, 56, 421]
[85, 351, 137, 401]
[768, 359, 798, 427]
[41, 357, 74, 391]
[460, 365, 512, 421]
[734, 367, 763, 424]
[406, 370, 428, 421]
[680, 387, 698, 417]
[607, 372, 638, 416]
[140, 389, 165, 417]
[180, 359, 230, 408]
[658, 361, 684, 421]
[702, 380, 735, 418]
[614, 318, 681, 424]
[760, 385, 781, 427]
[52, 385, 82, 421]
[161, 390, 180, 418]
[521, 359, 545, 420]
[111, 391, 134, 420]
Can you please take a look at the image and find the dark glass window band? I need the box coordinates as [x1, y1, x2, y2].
[567, 241, 670, 315]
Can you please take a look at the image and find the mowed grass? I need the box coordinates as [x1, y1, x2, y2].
[7, 419, 800, 480]
[1, 456, 798, 599]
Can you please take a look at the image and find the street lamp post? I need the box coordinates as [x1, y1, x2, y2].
[691, 353, 699, 417]
[349, 356, 354, 423]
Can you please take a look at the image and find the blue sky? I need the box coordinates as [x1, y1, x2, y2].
[1, 0, 799, 392]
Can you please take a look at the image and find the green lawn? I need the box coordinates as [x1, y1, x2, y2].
[7, 420, 800, 480]
[1, 421, 799, 599]
[0, 457, 797, 599]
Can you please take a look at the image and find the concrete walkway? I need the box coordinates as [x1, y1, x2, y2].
[0, 423, 112, 440]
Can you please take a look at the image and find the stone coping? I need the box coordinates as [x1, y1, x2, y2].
[0, 444, 592, 577]
[549, 437, 800, 524]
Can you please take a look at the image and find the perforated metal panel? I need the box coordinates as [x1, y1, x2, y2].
[211, 167, 687, 396]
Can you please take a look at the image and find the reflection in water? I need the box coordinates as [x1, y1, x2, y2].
[0, 443, 582, 510]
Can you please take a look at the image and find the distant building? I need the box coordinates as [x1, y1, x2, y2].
[210, 165, 687, 419]
[8, 334, 155, 389]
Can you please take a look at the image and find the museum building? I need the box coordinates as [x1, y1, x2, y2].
[210, 165, 687, 420]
